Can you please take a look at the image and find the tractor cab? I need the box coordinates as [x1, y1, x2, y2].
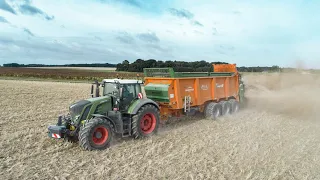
[100, 79, 144, 111]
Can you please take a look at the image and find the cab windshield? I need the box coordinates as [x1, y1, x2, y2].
[103, 82, 118, 96]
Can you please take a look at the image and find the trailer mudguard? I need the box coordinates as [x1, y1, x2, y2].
[127, 98, 160, 115]
[239, 82, 245, 103]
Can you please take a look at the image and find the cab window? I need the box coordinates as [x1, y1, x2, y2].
[121, 84, 136, 99]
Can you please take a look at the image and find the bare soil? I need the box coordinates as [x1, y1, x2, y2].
[1, 72, 320, 180]
[25, 67, 117, 71]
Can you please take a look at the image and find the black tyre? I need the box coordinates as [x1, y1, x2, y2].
[132, 104, 160, 139]
[219, 100, 231, 116]
[79, 117, 113, 151]
[204, 102, 222, 120]
[229, 99, 240, 114]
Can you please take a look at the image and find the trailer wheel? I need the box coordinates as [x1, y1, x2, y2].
[79, 117, 113, 151]
[132, 104, 160, 139]
[219, 101, 231, 116]
[204, 102, 222, 120]
[229, 99, 240, 114]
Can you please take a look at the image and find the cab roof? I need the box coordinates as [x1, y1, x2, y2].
[102, 79, 143, 84]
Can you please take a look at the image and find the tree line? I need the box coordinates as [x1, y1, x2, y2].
[116, 59, 282, 72]
[2, 60, 282, 73]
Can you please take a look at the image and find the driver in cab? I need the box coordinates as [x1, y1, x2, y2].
[121, 85, 133, 99]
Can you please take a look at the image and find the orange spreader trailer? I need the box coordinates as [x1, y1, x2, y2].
[143, 64, 246, 120]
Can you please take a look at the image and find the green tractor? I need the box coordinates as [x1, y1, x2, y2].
[47, 79, 160, 151]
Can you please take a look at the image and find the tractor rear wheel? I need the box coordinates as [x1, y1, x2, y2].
[132, 104, 160, 139]
[204, 102, 222, 120]
[79, 117, 113, 151]
[219, 100, 231, 116]
[229, 99, 240, 114]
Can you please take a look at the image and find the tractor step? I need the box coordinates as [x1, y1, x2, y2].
[122, 133, 131, 137]
[122, 122, 131, 137]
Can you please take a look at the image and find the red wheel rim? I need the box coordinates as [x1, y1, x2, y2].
[92, 126, 109, 145]
[140, 113, 156, 134]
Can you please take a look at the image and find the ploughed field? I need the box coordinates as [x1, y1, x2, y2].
[0, 67, 142, 81]
[1, 72, 320, 179]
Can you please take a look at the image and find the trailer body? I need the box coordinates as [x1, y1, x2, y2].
[143, 64, 244, 119]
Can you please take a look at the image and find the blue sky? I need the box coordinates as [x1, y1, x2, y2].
[0, 0, 319, 68]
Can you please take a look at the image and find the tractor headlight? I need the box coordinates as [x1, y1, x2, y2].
[74, 115, 80, 121]
[71, 115, 80, 123]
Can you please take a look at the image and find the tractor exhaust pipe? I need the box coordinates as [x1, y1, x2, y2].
[90, 84, 94, 98]
[91, 80, 100, 97]
[95, 80, 100, 97]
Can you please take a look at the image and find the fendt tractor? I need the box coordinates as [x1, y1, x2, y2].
[47, 64, 246, 151]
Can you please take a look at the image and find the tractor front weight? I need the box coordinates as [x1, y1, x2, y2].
[47, 115, 75, 140]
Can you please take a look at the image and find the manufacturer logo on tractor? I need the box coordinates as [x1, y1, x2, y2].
[201, 85, 208, 90]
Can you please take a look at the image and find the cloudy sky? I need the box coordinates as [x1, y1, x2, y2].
[0, 0, 319, 68]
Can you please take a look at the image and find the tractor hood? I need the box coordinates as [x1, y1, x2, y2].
[69, 96, 109, 117]
[69, 100, 91, 118]
[85, 96, 109, 102]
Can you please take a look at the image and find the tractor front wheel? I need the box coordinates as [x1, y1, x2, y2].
[79, 117, 113, 151]
[132, 104, 160, 139]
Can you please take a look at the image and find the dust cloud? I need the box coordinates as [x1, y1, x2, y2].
[243, 69, 320, 121]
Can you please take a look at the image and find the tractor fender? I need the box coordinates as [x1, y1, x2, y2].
[90, 114, 122, 133]
[129, 98, 159, 115]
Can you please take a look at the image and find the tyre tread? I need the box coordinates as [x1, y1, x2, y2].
[229, 99, 240, 114]
[204, 102, 221, 120]
[79, 117, 113, 151]
[132, 104, 160, 139]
